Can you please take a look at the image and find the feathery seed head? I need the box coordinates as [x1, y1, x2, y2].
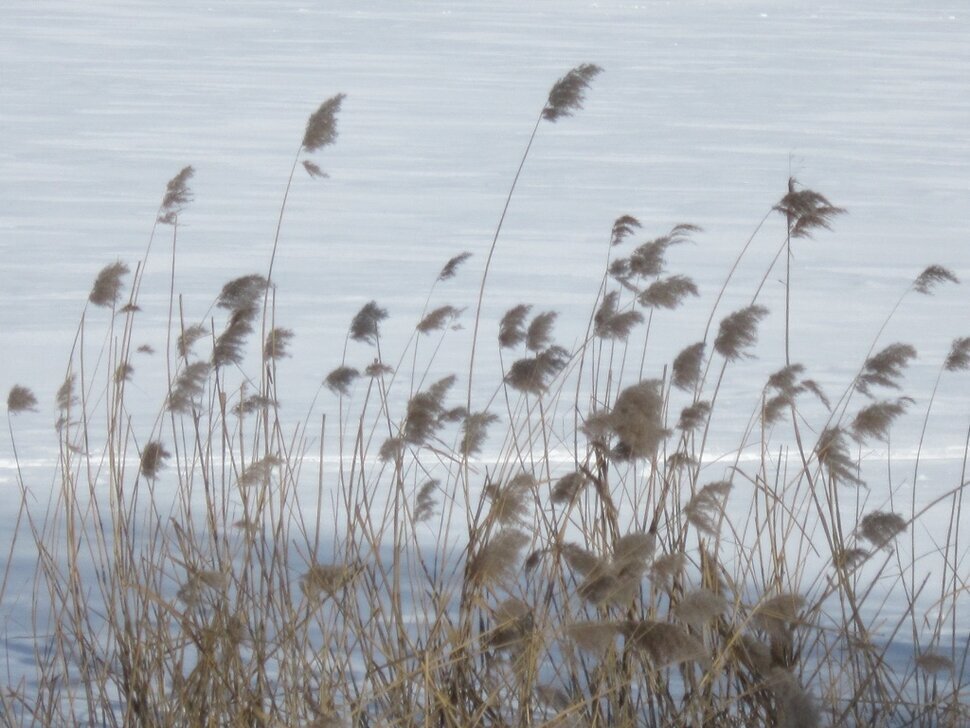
[638, 274, 699, 309]
[542, 63, 602, 122]
[89, 261, 130, 308]
[611, 215, 641, 246]
[677, 400, 711, 432]
[607, 379, 669, 460]
[499, 304, 532, 348]
[913, 264, 959, 295]
[7, 385, 38, 413]
[438, 251, 472, 281]
[551, 471, 589, 504]
[263, 327, 294, 360]
[851, 397, 912, 442]
[302, 93, 346, 152]
[715, 305, 769, 361]
[672, 342, 705, 391]
[858, 510, 907, 548]
[461, 411, 499, 457]
[417, 305, 463, 334]
[594, 290, 643, 340]
[158, 165, 194, 223]
[140, 440, 170, 479]
[856, 342, 916, 396]
[774, 177, 845, 239]
[816, 427, 864, 486]
[349, 301, 388, 345]
[944, 337, 970, 372]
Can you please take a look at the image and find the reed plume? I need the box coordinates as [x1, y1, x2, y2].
[324, 366, 359, 396]
[263, 327, 294, 359]
[89, 261, 130, 308]
[594, 291, 643, 340]
[7, 386, 38, 413]
[470, 528, 530, 585]
[565, 621, 618, 654]
[672, 588, 727, 628]
[157, 165, 194, 224]
[604, 379, 669, 460]
[638, 274, 699, 309]
[302, 94, 346, 152]
[620, 620, 709, 668]
[438, 251, 472, 281]
[413, 479, 438, 522]
[139, 440, 170, 479]
[417, 305, 462, 334]
[542, 63, 602, 122]
[858, 511, 906, 548]
[915, 652, 955, 674]
[851, 397, 912, 442]
[167, 362, 211, 413]
[177, 323, 208, 359]
[238, 454, 282, 488]
[684, 481, 732, 537]
[677, 400, 710, 432]
[774, 177, 845, 239]
[349, 301, 388, 345]
[610, 214, 641, 246]
[499, 304, 532, 348]
[715, 305, 769, 361]
[505, 346, 569, 394]
[855, 342, 916, 396]
[551, 471, 589, 504]
[815, 427, 864, 486]
[525, 311, 558, 352]
[913, 264, 959, 294]
[944, 337, 970, 372]
[404, 375, 456, 444]
[672, 342, 705, 391]
[461, 411, 498, 456]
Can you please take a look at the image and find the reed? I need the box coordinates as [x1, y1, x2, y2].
[2, 65, 968, 727]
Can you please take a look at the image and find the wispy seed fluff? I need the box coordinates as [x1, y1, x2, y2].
[350, 301, 388, 345]
[855, 342, 916, 397]
[542, 63, 603, 122]
[157, 165, 194, 224]
[89, 261, 130, 308]
[714, 305, 769, 361]
[913, 264, 959, 295]
[858, 510, 907, 549]
[610, 214, 641, 246]
[7, 385, 38, 413]
[301, 93, 346, 152]
[140, 440, 170, 479]
[438, 251, 472, 281]
[594, 291, 643, 340]
[672, 342, 705, 391]
[604, 379, 670, 460]
[944, 337, 970, 372]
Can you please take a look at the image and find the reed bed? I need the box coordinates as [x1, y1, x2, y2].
[2, 65, 969, 727]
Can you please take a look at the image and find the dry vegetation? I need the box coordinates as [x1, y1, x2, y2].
[2, 65, 969, 727]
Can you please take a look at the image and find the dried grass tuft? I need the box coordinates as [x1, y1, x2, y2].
[594, 291, 643, 340]
[621, 620, 710, 668]
[816, 427, 864, 486]
[851, 397, 912, 442]
[140, 440, 170, 480]
[324, 366, 360, 396]
[302, 563, 354, 602]
[157, 165, 194, 223]
[638, 274, 699, 309]
[610, 214, 641, 246]
[915, 651, 955, 674]
[858, 511, 907, 548]
[856, 342, 916, 397]
[542, 63, 603, 122]
[350, 301, 388, 345]
[672, 342, 705, 391]
[565, 621, 618, 654]
[7, 385, 38, 413]
[89, 262, 130, 308]
[506, 346, 569, 394]
[526, 311, 558, 352]
[684, 481, 732, 537]
[677, 400, 711, 432]
[605, 379, 669, 459]
[404, 375, 456, 444]
[264, 327, 295, 360]
[302, 94, 346, 152]
[470, 529, 530, 585]
[551, 471, 589, 504]
[485, 472, 534, 526]
[774, 177, 845, 239]
[913, 264, 959, 295]
[499, 304, 532, 348]
[413, 479, 438, 522]
[715, 305, 769, 361]
[438, 251, 472, 281]
[168, 361, 211, 413]
[461, 411, 499, 457]
[177, 323, 208, 359]
[417, 305, 462, 334]
[672, 588, 728, 627]
[944, 337, 970, 372]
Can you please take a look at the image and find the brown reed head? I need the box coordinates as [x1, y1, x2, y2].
[89, 261, 130, 308]
[542, 63, 602, 122]
[714, 305, 769, 361]
[302, 94, 346, 152]
[7, 385, 38, 413]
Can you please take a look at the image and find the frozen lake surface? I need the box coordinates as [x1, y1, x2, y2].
[1, 0, 969, 717]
